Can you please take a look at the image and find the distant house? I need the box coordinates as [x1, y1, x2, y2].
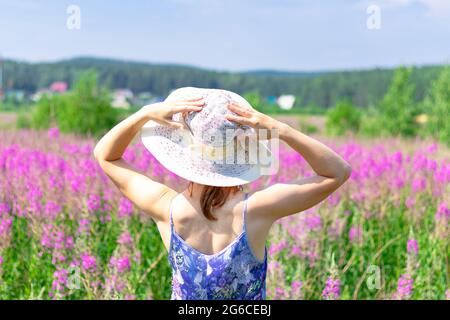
[30, 81, 68, 102]
[112, 89, 134, 109]
[277, 95, 296, 110]
[138, 92, 152, 99]
[115, 89, 134, 99]
[5, 90, 26, 103]
[266, 96, 278, 105]
[132, 92, 153, 106]
[31, 89, 53, 102]
[150, 96, 164, 103]
[50, 81, 68, 93]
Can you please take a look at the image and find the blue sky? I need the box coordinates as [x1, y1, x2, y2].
[0, 0, 449, 71]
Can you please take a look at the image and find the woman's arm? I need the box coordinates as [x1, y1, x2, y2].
[278, 123, 352, 183]
[93, 97, 204, 222]
[226, 103, 352, 222]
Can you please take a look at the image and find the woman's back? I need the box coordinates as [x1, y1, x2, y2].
[168, 192, 268, 300]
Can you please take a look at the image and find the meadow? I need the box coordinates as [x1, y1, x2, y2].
[0, 127, 448, 300]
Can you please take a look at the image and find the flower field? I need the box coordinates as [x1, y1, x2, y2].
[0, 128, 448, 299]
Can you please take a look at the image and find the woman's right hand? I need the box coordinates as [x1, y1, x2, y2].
[226, 102, 286, 139]
[141, 97, 205, 129]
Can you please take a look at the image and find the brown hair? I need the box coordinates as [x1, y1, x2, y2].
[188, 182, 241, 221]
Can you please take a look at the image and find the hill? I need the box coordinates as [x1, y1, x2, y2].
[2, 57, 445, 108]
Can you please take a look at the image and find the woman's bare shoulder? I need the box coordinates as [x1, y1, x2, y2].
[152, 189, 180, 224]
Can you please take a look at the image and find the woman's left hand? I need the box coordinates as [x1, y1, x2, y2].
[226, 103, 284, 139]
[142, 97, 205, 129]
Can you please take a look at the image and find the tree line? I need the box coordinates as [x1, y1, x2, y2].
[324, 66, 450, 146]
[3, 57, 446, 109]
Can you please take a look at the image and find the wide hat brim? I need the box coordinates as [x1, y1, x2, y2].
[140, 119, 275, 187]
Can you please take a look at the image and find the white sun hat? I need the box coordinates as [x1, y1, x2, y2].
[140, 87, 275, 187]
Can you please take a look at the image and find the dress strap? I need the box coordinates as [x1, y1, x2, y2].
[242, 192, 249, 233]
[168, 195, 177, 260]
[169, 195, 175, 233]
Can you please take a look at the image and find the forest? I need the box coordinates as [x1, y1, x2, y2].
[2, 57, 446, 109]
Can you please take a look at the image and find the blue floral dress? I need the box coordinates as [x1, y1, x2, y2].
[168, 193, 268, 300]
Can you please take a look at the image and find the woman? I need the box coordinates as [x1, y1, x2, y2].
[93, 87, 351, 300]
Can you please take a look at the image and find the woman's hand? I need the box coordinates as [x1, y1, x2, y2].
[226, 103, 285, 139]
[142, 97, 205, 129]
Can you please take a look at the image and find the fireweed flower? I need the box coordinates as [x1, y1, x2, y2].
[116, 256, 131, 273]
[80, 253, 97, 272]
[327, 193, 341, 206]
[105, 275, 127, 296]
[290, 246, 301, 256]
[411, 177, 426, 193]
[70, 178, 83, 193]
[268, 240, 288, 255]
[40, 225, 53, 249]
[392, 151, 403, 165]
[0, 202, 10, 216]
[47, 127, 60, 139]
[48, 175, 64, 191]
[407, 239, 419, 255]
[77, 218, 91, 235]
[327, 218, 346, 239]
[427, 159, 437, 171]
[349, 226, 363, 244]
[62, 143, 79, 155]
[0, 217, 12, 238]
[322, 253, 340, 300]
[391, 176, 405, 189]
[43, 201, 61, 220]
[290, 280, 303, 299]
[52, 252, 66, 265]
[435, 202, 449, 221]
[102, 201, 113, 212]
[39, 226, 69, 266]
[50, 269, 68, 298]
[110, 256, 131, 274]
[117, 231, 133, 246]
[124, 148, 138, 164]
[305, 214, 322, 231]
[351, 191, 365, 202]
[406, 237, 419, 275]
[65, 236, 74, 250]
[26, 183, 43, 215]
[87, 194, 102, 213]
[426, 143, 438, 154]
[118, 198, 133, 218]
[322, 277, 341, 300]
[394, 274, 413, 300]
[433, 164, 450, 186]
[435, 202, 449, 238]
[405, 196, 416, 210]
[53, 231, 65, 250]
[40, 225, 67, 252]
[274, 287, 289, 299]
[268, 261, 285, 288]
